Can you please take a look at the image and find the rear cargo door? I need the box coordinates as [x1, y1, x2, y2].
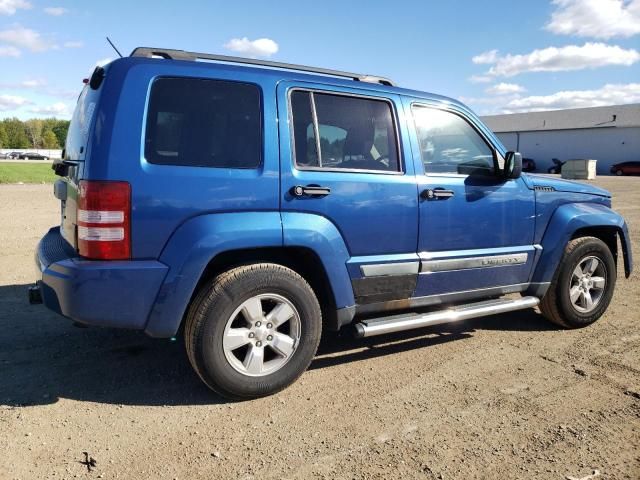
[55, 84, 100, 249]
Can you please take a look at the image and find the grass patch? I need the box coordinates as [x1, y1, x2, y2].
[0, 162, 57, 184]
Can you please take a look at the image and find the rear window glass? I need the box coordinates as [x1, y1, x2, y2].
[65, 85, 100, 161]
[145, 78, 262, 168]
[291, 91, 400, 172]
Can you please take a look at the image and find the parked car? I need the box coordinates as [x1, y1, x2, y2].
[610, 161, 640, 176]
[19, 152, 49, 160]
[31, 48, 633, 399]
[0, 152, 10, 159]
[7, 151, 23, 159]
[522, 158, 536, 172]
[548, 158, 565, 174]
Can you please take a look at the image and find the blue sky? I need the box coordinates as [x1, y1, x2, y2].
[0, 0, 639, 119]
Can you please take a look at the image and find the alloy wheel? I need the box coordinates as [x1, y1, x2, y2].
[569, 256, 607, 313]
[222, 294, 301, 377]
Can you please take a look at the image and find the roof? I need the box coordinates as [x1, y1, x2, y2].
[130, 47, 396, 86]
[481, 103, 640, 133]
[119, 47, 466, 111]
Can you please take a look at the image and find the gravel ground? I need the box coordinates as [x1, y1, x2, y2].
[0, 178, 638, 480]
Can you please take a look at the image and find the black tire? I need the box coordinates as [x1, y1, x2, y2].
[540, 236, 616, 328]
[184, 263, 322, 399]
[615, 169, 623, 176]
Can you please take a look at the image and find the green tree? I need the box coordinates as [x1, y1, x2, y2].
[2, 118, 30, 148]
[0, 118, 69, 149]
[42, 128, 60, 148]
[52, 120, 69, 148]
[0, 123, 8, 148]
[25, 119, 44, 148]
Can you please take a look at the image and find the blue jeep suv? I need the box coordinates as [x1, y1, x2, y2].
[32, 47, 633, 399]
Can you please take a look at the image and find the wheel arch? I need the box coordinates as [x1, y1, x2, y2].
[571, 225, 618, 262]
[531, 202, 633, 289]
[144, 211, 355, 338]
[192, 246, 342, 332]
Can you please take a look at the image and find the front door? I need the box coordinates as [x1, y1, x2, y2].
[277, 82, 420, 305]
[406, 100, 536, 299]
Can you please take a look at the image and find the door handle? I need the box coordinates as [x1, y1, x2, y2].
[291, 185, 331, 198]
[421, 188, 455, 200]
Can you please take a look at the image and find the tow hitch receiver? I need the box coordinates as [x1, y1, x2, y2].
[28, 282, 43, 305]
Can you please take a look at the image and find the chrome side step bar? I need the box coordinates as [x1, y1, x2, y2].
[353, 296, 540, 338]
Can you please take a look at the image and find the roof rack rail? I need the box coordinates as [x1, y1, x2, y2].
[130, 47, 396, 87]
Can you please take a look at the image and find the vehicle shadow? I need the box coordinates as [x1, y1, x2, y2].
[312, 307, 554, 370]
[0, 284, 555, 407]
[0, 284, 219, 408]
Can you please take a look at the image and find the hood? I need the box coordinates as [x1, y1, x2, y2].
[522, 174, 611, 198]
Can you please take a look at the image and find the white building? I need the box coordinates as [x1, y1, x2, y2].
[481, 104, 640, 174]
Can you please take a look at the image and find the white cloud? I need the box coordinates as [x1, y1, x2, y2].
[0, 45, 20, 56]
[0, 0, 31, 15]
[223, 37, 278, 58]
[468, 74, 493, 83]
[0, 78, 46, 89]
[486, 83, 526, 95]
[501, 83, 640, 112]
[0, 25, 53, 52]
[546, 0, 640, 39]
[63, 40, 83, 48]
[472, 49, 498, 64]
[46, 88, 79, 99]
[474, 42, 639, 77]
[43, 6, 66, 16]
[0, 94, 30, 111]
[30, 101, 71, 117]
[21, 78, 46, 88]
[459, 95, 518, 108]
[95, 57, 112, 67]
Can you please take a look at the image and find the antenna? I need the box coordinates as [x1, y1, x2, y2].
[106, 37, 123, 58]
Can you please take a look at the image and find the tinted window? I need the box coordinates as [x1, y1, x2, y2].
[291, 91, 399, 172]
[65, 85, 100, 161]
[291, 91, 319, 166]
[145, 78, 261, 168]
[412, 106, 494, 175]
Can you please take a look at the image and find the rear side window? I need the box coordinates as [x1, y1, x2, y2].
[290, 91, 400, 172]
[145, 78, 262, 168]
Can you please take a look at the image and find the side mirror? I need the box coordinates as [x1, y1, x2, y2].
[503, 151, 522, 179]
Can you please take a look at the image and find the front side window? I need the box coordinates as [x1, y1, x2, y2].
[291, 90, 400, 172]
[145, 77, 262, 168]
[412, 105, 495, 175]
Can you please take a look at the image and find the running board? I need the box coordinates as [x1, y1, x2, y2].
[353, 296, 540, 338]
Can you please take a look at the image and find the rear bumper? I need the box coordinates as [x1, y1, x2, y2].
[35, 227, 168, 329]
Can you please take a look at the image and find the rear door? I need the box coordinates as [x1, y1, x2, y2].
[56, 83, 99, 248]
[277, 82, 420, 305]
[405, 99, 536, 299]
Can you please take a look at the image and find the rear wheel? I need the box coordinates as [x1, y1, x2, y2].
[615, 169, 623, 176]
[184, 263, 322, 399]
[540, 236, 616, 328]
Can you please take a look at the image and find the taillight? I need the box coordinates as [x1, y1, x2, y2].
[77, 180, 131, 260]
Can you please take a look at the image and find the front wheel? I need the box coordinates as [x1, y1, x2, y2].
[540, 236, 616, 328]
[184, 263, 322, 399]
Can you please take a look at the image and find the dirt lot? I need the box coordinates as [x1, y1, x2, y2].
[0, 178, 638, 480]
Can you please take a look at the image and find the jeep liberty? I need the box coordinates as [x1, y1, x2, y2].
[31, 48, 633, 399]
